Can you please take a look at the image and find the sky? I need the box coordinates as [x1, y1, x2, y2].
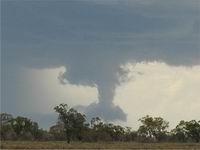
[1, 0, 200, 129]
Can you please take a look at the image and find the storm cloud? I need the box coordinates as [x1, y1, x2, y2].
[1, 0, 200, 125]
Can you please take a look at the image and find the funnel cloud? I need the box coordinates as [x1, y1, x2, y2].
[1, 0, 200, 127]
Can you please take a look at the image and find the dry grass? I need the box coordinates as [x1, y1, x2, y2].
[1, 141, 200, 149]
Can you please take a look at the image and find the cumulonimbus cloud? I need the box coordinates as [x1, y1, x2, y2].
[2, 0, 200, 122]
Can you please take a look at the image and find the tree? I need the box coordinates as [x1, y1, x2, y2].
[185, 120, 200, 142]
[172, 120, 200, 143]
[102, 124, 125, 141]
[54, 103, 86, 143]
[171, 120, 188, 142]
[49, 122, 66, 140]
[0, 113, 13, 125]
[124, 127, 138, 141]
[10, 116, 39, 140]
[91, 117, 102, 129]
[90, 117, 126, 142]
[138, 115, 169, 142]
[0, 113, 16, 140]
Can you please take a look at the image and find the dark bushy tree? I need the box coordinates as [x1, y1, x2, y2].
[54, 103, 86, 143]
[0, 113, 16, 140]
[138, 115, 169, 142]
[49, 122, 66, 140]
[10, 116, 40, 140]
[171, 120, 188, 142]
[172, 120, 200, 143]
[185, 120, 200, 142]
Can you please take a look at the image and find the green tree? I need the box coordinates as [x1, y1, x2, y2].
[102, 124, 125, 141]
[0, 113, 13, 124]
[172, 120, 200, 142]
[91, 117, 102, 129]
[90, 117, 126, 141]
[49, 122, 66, 140]
[10, 116, 39, 140]
[171, 120, 188, 142]
[54, 103, 86, 143]
[185, 120, 200, 142]
[0, 113, 16, 140]
[138, 115, 169, 142]
[124, 127, 138, 141]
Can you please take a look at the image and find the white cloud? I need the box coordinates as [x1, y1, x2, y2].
[21, 66, 97, 114]
[114, 62, 200, 129]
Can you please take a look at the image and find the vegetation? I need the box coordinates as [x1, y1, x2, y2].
[172, 120, 200, 143]
[54, 104, 87, 143]
[137, 115, 169, 142]
[1, 103, 200, 144]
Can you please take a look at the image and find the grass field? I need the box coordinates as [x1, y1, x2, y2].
[1, 141, 200, 149]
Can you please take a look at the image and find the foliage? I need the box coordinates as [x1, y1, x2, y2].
[172, 120, 200, 142]
[1, 104, 200, 143]
[138, 115, 169, 142]
[54, 104, 86, 143]
[171, 120, 188, 142]
[185, 120, 200, 142]
[0, 113, 16, 140]
[0, 113, 43, 140]
[49, 122, 66, 140]
[10, 116, 40, 140]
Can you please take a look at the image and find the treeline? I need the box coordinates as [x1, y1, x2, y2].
[1, 103, 200, 143]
